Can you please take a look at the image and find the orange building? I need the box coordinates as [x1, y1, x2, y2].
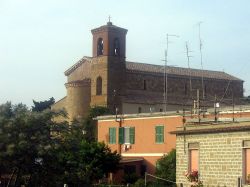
[96, 112, 183, 182]
[97, 107, 250, 183]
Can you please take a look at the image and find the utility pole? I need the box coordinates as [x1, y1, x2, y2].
[197, 89, 201, 123]
[214, 94, 218, 122]
[232, 92, 235, 122]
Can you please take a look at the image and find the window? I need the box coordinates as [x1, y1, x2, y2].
[138, 107, 142, 113]
[204, 85, 207, 97]
[243, 140, 250, 184]
[184, 83, 188, 95]
[159, 108, 163, 112]
[97, 38, 104, 56]
[143, 80, 147, 90]
[119, 127, 135, 144]
[114, 38, 120, 56]
[96, 76, 102, 95]
[188, 143, 199, 172]
[109, 127, 116, 144]
[155, 125, 164, 143]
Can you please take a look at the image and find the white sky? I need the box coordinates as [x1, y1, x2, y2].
[1, 0, 250, 106]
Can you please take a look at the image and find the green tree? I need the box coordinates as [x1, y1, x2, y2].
[155, 149, 176, 186]
[81, 106, 111, 142]
[0, 102, 120, 186]
[32, 97, 55, 112]
[0, 102, 68, 186]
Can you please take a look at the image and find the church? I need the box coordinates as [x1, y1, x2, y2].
[52, 21, 243, 121]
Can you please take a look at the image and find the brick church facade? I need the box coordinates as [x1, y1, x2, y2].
[52, 21, 244, 121]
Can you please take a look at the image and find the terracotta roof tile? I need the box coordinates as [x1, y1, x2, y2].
[126, 61, 242, 81]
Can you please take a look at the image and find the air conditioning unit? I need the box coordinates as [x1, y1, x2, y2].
[123, 144, 131, 151]
[125, 144, 131, 149]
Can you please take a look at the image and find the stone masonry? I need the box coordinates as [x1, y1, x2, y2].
[174, 121, 250, 187]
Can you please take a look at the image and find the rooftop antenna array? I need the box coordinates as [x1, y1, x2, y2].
[185, 42, 193, 98]
[197, 21, 205, 100]
[163, 34, 179, 112]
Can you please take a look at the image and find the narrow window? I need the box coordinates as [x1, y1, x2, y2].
[138, 107, 142, 113]
[97, 38, 104, 56]
[188, 143, 199, 172]
[109, 127, 116, 144]
[245, 148, 250, 184]
[184, 83, 188, 95]
[190, 149, 199, 171]
[143, 80, 147, 90]
[96, 76, 102, 95]
[155, 125, 164, 143]
[204, 85, 207, 97]
[118, 127, 135, 144]
[114, 38, 120, 56]
[243, 140, 250, 184]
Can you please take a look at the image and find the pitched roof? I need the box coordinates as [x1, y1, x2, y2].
[64, 56, 242, 81]
[126, 61, 242, 81]
[64, 56, 92, 76]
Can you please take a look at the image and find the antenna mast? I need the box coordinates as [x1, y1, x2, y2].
[163, 34, 179, 112]
[198, 22, 205, 99]
[185, 42, 193, 96]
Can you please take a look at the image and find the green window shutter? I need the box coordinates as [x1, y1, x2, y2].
[119, 127, 124, 144]
[109, 128, 116, 144]
[160, 126, 164, 143]
[129, 127, 135, 144]
[155, 126, 164, 143]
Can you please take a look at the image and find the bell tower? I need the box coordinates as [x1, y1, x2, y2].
[90, 21, 128, 113]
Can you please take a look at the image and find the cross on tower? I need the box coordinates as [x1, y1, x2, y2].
[108, 15, 111, 22]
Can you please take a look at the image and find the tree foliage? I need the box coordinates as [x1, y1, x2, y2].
[0, 102, 120, 187]
[32, 97, 55, 112]
[155, 149, 176, 185]
[81, 106, 111, 142]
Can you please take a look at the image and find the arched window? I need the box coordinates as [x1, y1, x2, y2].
[114, 38, 120, 56]
[97, 38, 104, 56]
[96, 76, 102, 95]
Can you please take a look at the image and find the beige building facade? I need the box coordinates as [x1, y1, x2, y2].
[173, 119, 250, 187]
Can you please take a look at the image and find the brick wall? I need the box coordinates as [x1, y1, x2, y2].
[176, 125, 250, 187]
[125, 72, 243, 105]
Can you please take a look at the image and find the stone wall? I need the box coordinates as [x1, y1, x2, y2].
[51, 97, 67, 122]
[66, 79, 91, 122]
[176, 125, 250, 187]
[67, 60, 91, 82]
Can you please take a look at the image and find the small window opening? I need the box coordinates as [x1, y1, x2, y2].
[138, 107, 142, 113]
[114, 38, 120, 56]
[97, 38, 104, 56]
[185, 83, 188, 95]
[143, 80, 147, 90]
[96, 76, 102, 95]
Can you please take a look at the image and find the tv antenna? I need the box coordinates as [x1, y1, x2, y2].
[185, 41, 193, 96]
[162, 34, 179, 112]
[197, 21, 205, 99]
